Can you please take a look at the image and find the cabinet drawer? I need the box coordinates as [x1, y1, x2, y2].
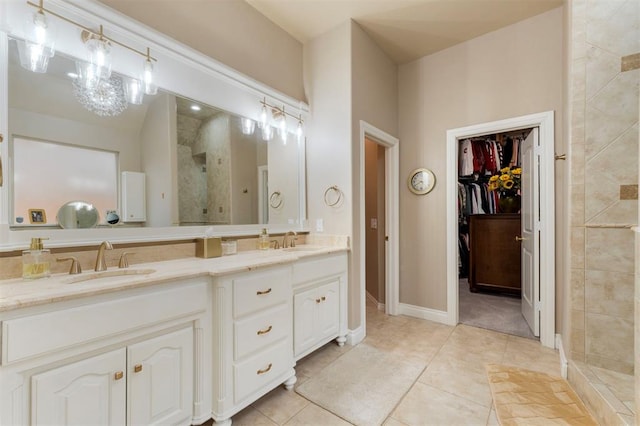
[2, 281, 207, 364]
[234, 305, 289, 360]
[292, 253, 347, 286]
[232, 268, 289, 318]
[233, 340, 291, 403]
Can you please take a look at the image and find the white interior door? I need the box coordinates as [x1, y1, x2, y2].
[520, 128, 540, 336]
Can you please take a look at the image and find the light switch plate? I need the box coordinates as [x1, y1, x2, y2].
[316, 219, 324, 232]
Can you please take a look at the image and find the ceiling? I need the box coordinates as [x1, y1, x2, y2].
[245, 0, 563, 64]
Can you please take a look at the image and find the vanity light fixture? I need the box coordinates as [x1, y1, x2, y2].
[19, 0, 159, 115]
[258, 98, 304, 143]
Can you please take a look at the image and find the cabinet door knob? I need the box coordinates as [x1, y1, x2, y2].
[515, 236, 527, 242]
[114, 371, 124, 380]
[321, 296, 326, 302]
[134, 364, 143, 373]
[257, 363, 273, 375]
[256, 288, 272, 295]
[257, 325, 273, 335]
[316, 298, 321, 303]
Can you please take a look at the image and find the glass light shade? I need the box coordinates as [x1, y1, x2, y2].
[296, 120, 304, 143]
[241, 117, 256, 135]
[124, 77, 144, 105]
[16, 11, 55, 73]
[143, 59, 157, 95]
[261, 125, 274, 141]
[259, 104, 268, 129]
[75, 60, 99, 89]
[17, 39, 54, 73]
[276, 114, 287, 143]
[85, 37, 112, 82]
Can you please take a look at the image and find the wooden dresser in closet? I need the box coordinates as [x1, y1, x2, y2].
[468, 214, 521, 295]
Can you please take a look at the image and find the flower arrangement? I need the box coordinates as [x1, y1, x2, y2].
[489, 167, 522, 196]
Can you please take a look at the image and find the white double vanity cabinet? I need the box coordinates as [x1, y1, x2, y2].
[0, 249, 348, 425]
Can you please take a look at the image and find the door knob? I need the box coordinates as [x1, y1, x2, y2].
[515, 236, 528, 241]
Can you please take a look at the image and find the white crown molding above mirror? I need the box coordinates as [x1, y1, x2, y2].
[0, 0, 309, 251]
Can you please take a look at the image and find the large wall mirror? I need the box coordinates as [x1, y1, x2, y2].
[7, 37, 304, 230]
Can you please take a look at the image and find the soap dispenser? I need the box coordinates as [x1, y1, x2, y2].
[22, 237, 51, 279]
[258, 228, 270, 250]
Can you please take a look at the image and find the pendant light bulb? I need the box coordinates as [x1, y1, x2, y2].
[296, 118, 304, 140]
[259, 104, 268, 129]
[143, 50, 157, 95]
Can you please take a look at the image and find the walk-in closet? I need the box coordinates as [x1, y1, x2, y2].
[457, 128, 536, 339]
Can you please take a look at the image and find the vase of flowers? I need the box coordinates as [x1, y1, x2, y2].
[489, 167, 522, 213]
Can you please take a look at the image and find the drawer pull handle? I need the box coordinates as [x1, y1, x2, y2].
[134, 364, 143, 373]
[257, 325, 273, 335]
[257, 288, 272, 295]
[321, 296, 326, 302]
[114, 371, 124, 380]
[257, 363, 273, 375]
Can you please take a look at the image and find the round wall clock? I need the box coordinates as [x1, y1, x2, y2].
[407, 168, 436, 195]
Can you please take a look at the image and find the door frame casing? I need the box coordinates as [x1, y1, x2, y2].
[445, 111, 555, 348]
[359, 121, 400, 337]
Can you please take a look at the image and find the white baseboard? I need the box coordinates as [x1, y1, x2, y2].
[398, 303, 449, 324]
[346, 326, 365, 346]
[366, 291, 386, 312]
[556, 333, 568, 379]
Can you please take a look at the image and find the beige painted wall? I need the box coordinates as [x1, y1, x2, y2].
[350, 22, 398, 328]
[303, 22, 352, 239]
[398, 8, 564, 313]
[98, 0, 305, 101]
[304, 20, 397, 329]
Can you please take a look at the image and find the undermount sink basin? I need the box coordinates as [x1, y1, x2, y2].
[282, 246, 324, 252]
[65, 268, 157, 284]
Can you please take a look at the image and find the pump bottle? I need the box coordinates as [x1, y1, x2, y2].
[22, 237, 51, 279]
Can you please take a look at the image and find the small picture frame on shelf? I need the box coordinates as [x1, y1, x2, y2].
[28, 209, 46, 224]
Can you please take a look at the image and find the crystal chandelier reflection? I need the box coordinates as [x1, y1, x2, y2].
[72, 74, 128, 117]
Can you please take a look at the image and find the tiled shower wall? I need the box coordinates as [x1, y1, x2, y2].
[569, 0, 639, 374]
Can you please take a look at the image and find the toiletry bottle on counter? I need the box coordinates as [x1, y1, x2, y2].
[22, 237, 51, 279]
[258, 228, 270, 250]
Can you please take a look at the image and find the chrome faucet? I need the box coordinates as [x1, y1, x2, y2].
[94, 241, 113, 271]
[282, 231, 297, 248]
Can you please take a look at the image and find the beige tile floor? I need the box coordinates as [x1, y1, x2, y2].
[209, 301, 562, 425]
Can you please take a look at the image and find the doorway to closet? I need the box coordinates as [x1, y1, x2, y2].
[457, 128, 536, 339]
[445, 111, 556, 349]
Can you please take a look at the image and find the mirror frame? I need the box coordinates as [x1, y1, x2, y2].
[0, 0, 309, 250]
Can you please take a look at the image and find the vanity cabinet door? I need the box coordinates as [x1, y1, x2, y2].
[316, 279, 340, 341]
[293, 286, 319, 356]
[31, 348, 126, 426]
[127, 327, 193, 426]
[293, 278, 340, 358]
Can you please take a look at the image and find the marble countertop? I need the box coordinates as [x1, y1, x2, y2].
[0, 245, 348, 313]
